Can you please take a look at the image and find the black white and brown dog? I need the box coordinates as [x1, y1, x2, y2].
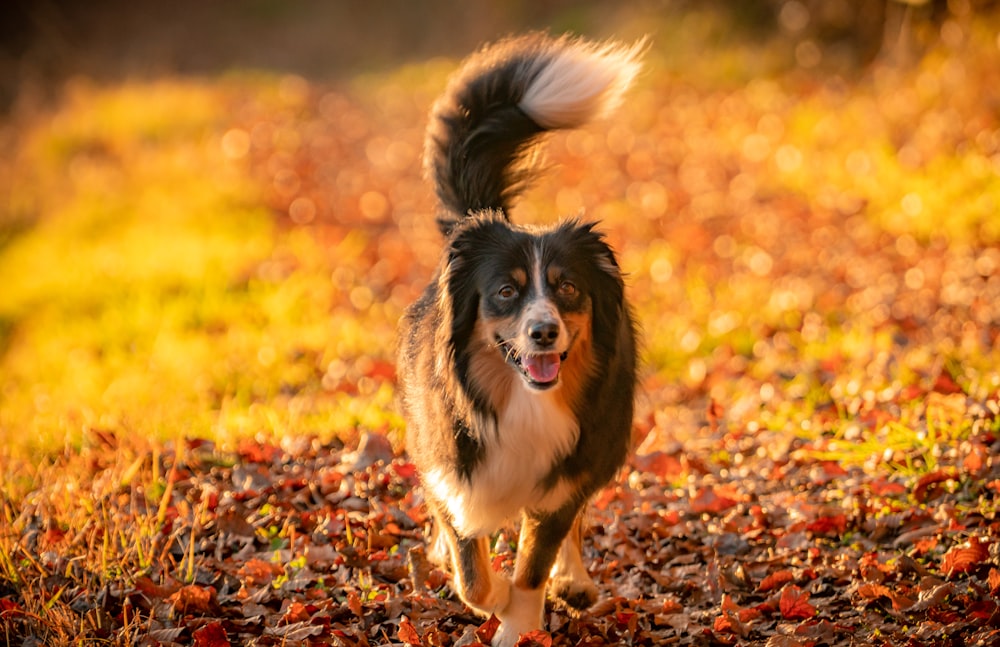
[398, 33, 643, 646]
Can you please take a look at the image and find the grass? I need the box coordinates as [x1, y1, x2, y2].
[0, 79, 402, 463]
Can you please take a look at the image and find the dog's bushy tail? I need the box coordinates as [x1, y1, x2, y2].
[424, 33, 645, 235]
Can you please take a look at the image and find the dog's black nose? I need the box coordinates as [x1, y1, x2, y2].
[529, 321, 560, 346]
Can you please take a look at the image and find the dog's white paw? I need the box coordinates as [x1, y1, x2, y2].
[491, 586, 545, 647]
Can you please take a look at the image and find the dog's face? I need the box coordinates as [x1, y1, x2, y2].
[441, 214, 624, 396]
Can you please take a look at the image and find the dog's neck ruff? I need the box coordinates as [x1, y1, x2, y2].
[423, 384, 579, 537]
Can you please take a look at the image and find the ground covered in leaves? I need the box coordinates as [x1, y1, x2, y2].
[4, 417, 999, 646]
[3, 3, 1000, 646]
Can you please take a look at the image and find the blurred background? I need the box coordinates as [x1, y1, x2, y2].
[0, 0, 963, 111]
[1, 0, 999, 463]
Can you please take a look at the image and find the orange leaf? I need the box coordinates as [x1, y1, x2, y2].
[806, 514, 847, 536]
[758, 570, 795, 592]
[856, 582, 892, 601]
[398, 616, 421, 645]
[942, 536, 991, 576]
[281, 601, 311, 624]
[167, 585, 217, 615]
[690, 486, 738, 514]
[347, 590, 363, 618]
[989, 567, 1000, 595]
[662, 598, 684, 614]
[779, 585, 816, 620]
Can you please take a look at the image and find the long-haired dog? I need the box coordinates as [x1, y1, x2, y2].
[398, 33, 643, 646]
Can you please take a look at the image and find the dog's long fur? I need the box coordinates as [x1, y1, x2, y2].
[398, 33, 642, 647]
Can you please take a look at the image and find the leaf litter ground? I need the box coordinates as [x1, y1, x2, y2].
[4, 12, 1000, 647]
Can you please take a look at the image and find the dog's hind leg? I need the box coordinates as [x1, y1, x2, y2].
[547, 513, 599, 613]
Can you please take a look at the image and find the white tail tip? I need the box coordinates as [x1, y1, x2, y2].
[519, 36, 647, 130]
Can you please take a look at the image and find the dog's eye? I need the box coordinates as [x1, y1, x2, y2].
[498, 285, 518, 300]
[558, 281, 578, 297]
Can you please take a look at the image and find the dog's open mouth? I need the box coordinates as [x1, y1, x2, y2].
[496, 337, 568, 389]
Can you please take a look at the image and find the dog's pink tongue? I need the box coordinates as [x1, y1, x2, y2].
[523, 353, 561, 383]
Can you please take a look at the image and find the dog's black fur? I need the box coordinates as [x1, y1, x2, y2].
[398, 33, 643, 646]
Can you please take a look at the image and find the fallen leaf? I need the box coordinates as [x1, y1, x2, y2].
[765, 636, 804, 647]
[942, 536, 991, 576]
[910, 581, 955, 612]
[806, 514, 847, 536]
[988, 567, 1000, 595]
[167, 585, 218, 615]
[399, 616, 421, 645]
[913, 470, 956, 503]
[476, 615, 501, 644]
[515, 629, 553, 647]
[193, 621, 230, 647]
[779, 585, 816, 620]
[759, 570, 795, 593]
[690, 486, 739, 515]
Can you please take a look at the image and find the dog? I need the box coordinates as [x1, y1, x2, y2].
[397, 33, 643, 646]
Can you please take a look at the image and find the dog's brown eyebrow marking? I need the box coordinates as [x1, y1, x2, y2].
[511, 268, 528, 287]
[546, 265, 565, 285]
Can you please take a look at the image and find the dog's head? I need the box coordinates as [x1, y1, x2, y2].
[439, 212, 625, 399]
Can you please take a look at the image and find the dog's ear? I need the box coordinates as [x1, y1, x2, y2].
[560, 221, 626, 358]
[439, 214, 509, 359]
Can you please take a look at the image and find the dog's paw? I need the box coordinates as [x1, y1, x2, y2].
[462, 570, 511, 617]
[491, 585, 545, 647]
[548, 575, 598, 615]
[491, 621, 528, 647]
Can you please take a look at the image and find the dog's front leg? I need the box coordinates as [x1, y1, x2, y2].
[548, 513, 599, 612]
[492, 505, 579, 647]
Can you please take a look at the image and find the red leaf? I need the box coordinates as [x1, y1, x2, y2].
[758, 570, 795, 592]
[779, 585, 816, 620]
[942, 536, 991, 576]
[869, 478, 907, 496]
[806, 514, 847, 536]
[392, 461, 418, 480]
[476, 615, 501, 643]
[707, 399, 724, 433]
[932, 371, 964, 395]
[193, 621, 230, 647]
[515, 630, 553, 647]
[714, 594, 750, 637]
[398, 616, 421, 645]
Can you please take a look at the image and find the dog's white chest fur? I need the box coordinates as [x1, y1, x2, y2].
[425, 383, 579, 537]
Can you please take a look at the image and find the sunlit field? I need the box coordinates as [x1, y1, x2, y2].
[2, 3, 999, 645]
